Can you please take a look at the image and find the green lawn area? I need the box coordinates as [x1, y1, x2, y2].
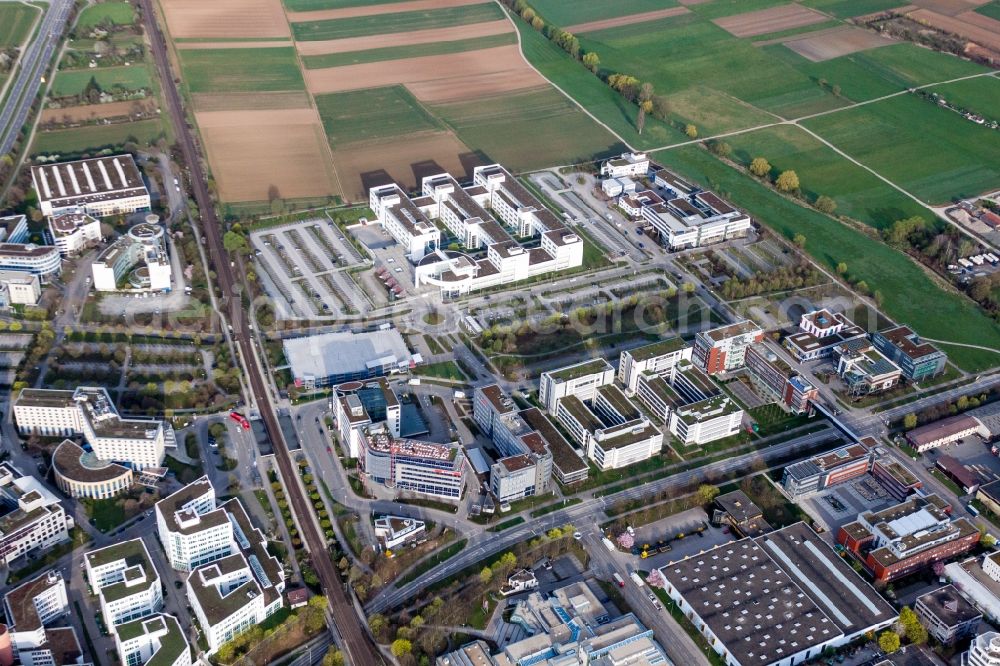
[0, 4, 39, 47]
[653, 144, 1000, 371]
[81, 497, 127, 532]
[511, 16, 685, 149]
[531, 0, 678, 26]
[315, 85, 442, 146]
[31, 119, 166, 155]
[413, 360, 466, 381]
[431, 87, 626, 171]
[975, 0, 1000, 20]
[76, 1, 136, 29]
[179, 47, 305, 93]
[800, 0, 909, 17]
[802, 92, 1000, 204]
[395, 538, 467, 586]
[51, 64, 150, 97]
[291, 3, 504, 41]
[577, 12, 844, 123]
[302, 32, 515, 68]
[684, 0, 788, 19]
[721, 124, 927, 229]
[927, 76, 1000, 118]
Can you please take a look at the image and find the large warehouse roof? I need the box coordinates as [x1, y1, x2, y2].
[283, 329, 413, 381]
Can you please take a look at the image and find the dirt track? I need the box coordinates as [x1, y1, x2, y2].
[303, 44, 545, 101]
[909, 7, 1000, 51]
[563, 7, 690, 33]
[196, 109, 339, 201]
[783, 25, 896, 61]
[160, 0, 290, 38]
[713, 4, 827, 37]
[295, 19, 510, 55]
[285, 0, 485, 22]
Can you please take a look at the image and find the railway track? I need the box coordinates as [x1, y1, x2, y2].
[138, 1, 383, 663]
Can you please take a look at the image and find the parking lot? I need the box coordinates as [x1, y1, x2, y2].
[250, 218, 373, 319]
[623, 507, 734, 570]
[797, 474, 897, 534]
[924, 436, 1000, 485]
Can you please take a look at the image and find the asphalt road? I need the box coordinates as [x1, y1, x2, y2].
[367, 424, 840, 615]
[0, 0, 75, 155]
[138, 1, 383, 663]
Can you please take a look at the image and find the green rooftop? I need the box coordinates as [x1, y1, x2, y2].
[627, 337, 687, 362]
[546, 358, 612, 383]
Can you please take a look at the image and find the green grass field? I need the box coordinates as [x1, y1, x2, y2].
[653, 145, 1000, 371]
[531, 0, 678, 26]
[315, 85, 442, 146]
[283, 0, 399, 10]
[722, 125, 927, 229]
[51, 65, 150, 97]
[0, 4, 39, 48]
[800, 0, 909, 17]
[512, 17, 685, 149]
[179, 47, 305, 93]
[927, 76, 1000, 118]
[76, 1, 136, 30]
[578, 13, 844, 121]
[975, 0, 1000, 20]
[302, 32, 515, 69]
[683, 0, 788, 20]
[431, 88, 625, 171]
[31, 119, 166, 155]
[292, 3, 504, 41]
[802, 92, 1000, 203]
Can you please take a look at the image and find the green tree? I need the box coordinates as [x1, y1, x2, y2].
[391, 639, 412, 658]
[903, 413, 918, 429]
[749, 157, 771, 177]
[323, 648, 345, 666]
[582, 52, 600, 73]
[368, 614, 388, 641]
[983, 533, 998, 548]
[776, 170, 800, 193]
[793, 233, 806, 248]
[479, 566, 493, 586]
[684, 124, 697, 138]
[531, 15, 544, 30]
[878, 631, 900, 653]
[697, 484, 720, 505]
[898, 607, 928, 645]
[709, 141, 732, 158]
[836, 262, 848, 275]
[814, 195, 837, 214]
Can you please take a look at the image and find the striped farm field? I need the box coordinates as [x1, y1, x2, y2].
[530, 0, 680, 26]
[301, 32, 514, 68]
[179, 47, 305, 92]
[291, 3, 504, 40]
[0, 4, 39, 47]
[284, 0, 415, 9]
[315, 85, 442, 146]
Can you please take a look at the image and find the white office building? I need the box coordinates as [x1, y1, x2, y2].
[554, 387, 663, 471]
[14, 386, 168, 470]
[0, 463, 74, 566]
[600, 152, 650, 178]
[0, 270, 41, 307]
[114, 614, 191, 666]
[48, 210, 102, 256]
[0, 243, 61, 279]
[333, 378, 401, 458]
[539, 358, 615, 415]
[85, 539, 162, 629]
[155, 477, 233, 572]
[369, 183, 440, 261]
[617, 337, 691, 394]
[32, 155, 150, 218]
[4, 570, 90, 666]
[92, 221, 171, 292]
[966, 631, 1000, 666]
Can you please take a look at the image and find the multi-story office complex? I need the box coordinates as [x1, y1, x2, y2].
[368, 183, 441, 262]
[872, 325, 947, 382]
[692, 320, 763, 375]
[784, 310, 867, 362]
[837, 494, 980, 582]
[358, 433, 466, 500]
[835, 342, 903, 396]
[915, 585, 981, 645]
[31, 155, 150, 218]
[0, 270, 41, 307]
[661, 523, 896, 666]
[0, 243, 61, 279]
[636, 171, 752, 250]
[616, 337, 691, 394]
[409, 166, 583, 297]
[48, 211, 101, 256]
[475, 385, 551, 501]
[600, 152, 650, 178]
[4, 570, 89, 666]
[85, 539, 162, 629]
[114, 614, 191, 666]
[333, 378, 401, 458]
[539, 358, 615, 415]
[966, 631, 1000, 666]
[782, 442, 874, 498]
[0, 463, 74, 565]
[52, 439, 134, 500]
[155, 477, 232, 572]
[91, 222, 171, 292]
[518, 407, 588, 486]
[744, 342, 818, 414]
[14, 387, 169, 471]
[0, 214, 29, 244]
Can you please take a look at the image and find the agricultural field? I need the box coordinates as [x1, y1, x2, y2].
[76, 1, 137, 30]
[978, 0, 1000, 20]
[721, 125, 928, 229]
[0, 4, 39, 48]
[530, 0, 680, 27]
[51, 65, 151, 97]
[316, 85, 441, 146]
[656, 145, 1000, 371]
[179, 47, 306, 92]
[927, 75, 1000, 119]
[159, 0, 291, 39]
[800, 0, 909, 18]
[801, 91, 1000, 204]
[290, 3, 505, 41]
[31, 119, 167, 155]
[301, 32, 515, 68]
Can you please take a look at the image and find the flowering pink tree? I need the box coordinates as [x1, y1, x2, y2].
[647, 568, 665, 589]
[932, 561, 945, 578]
[617, 532, 634, 550]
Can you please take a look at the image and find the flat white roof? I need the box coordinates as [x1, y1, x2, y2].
[283, 329, 412, 380]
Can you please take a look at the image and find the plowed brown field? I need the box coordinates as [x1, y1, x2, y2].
[160, 0, 290, 38]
